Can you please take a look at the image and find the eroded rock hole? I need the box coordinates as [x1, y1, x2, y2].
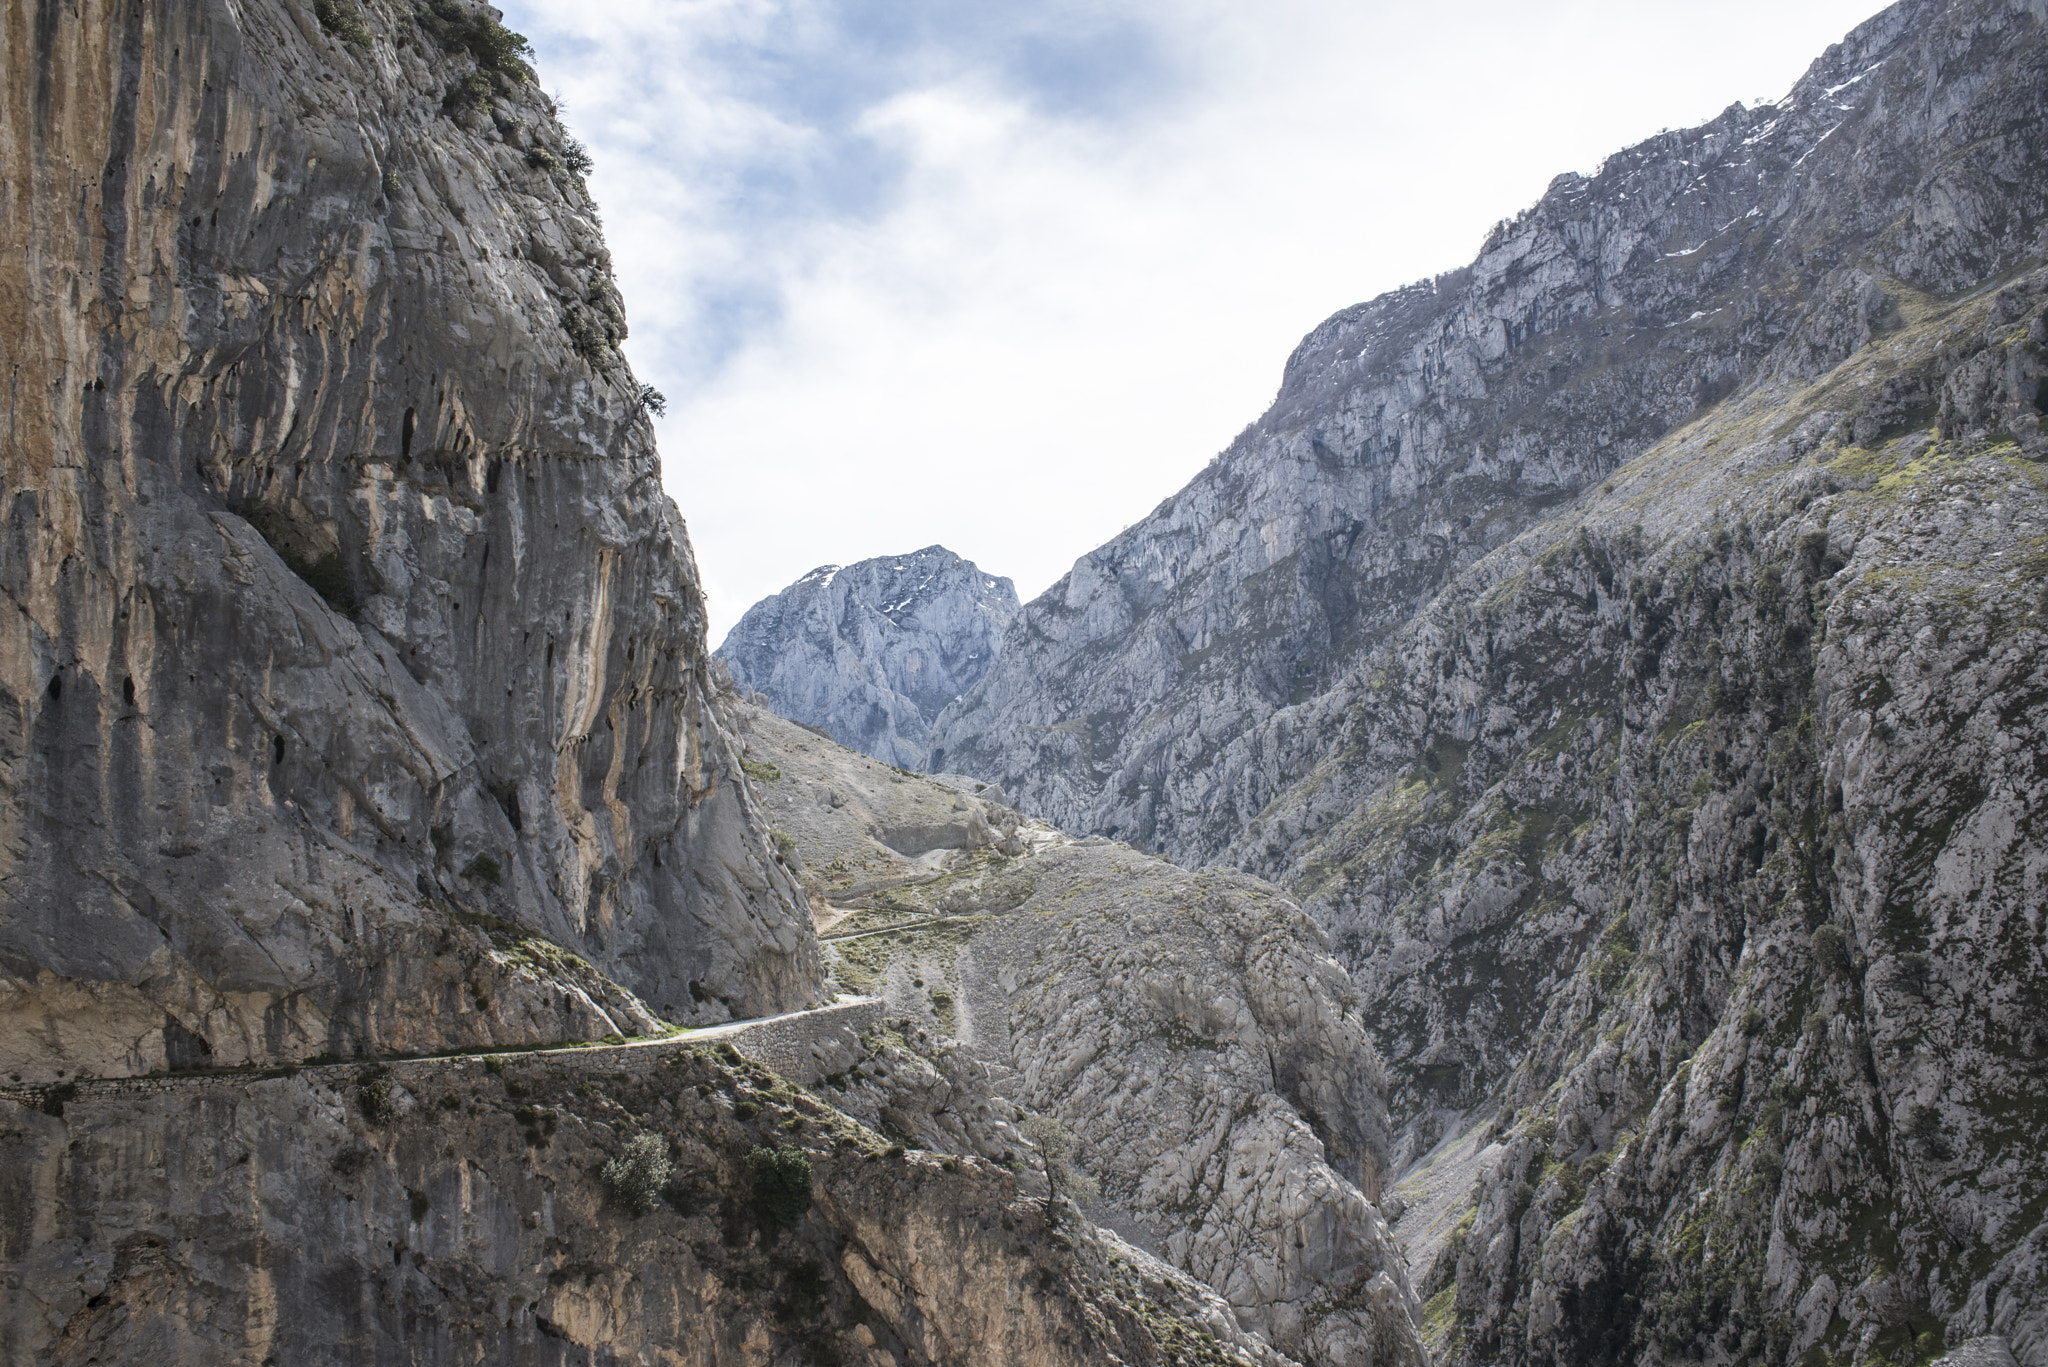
[492, 782, 522, 832]
[273, 735, 285, 765]
[123, 676, 135, 706]
[45, 674, 59, 701]
[162, 1015, 213, 1071]
[401, 406, 418, 461]
[2034, 377, 2048, 415]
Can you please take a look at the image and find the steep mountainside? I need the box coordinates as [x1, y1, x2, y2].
[1304, 261, 2048, 1367]
[932, 0, 2048, 862]
[1, 1020, 1292, 1366]
[719, 547, 1016, 769]
[728, 698, 1424, 1367]
[0, 0, 826, 1083]
[929, 2, 2048, 1365]
[0, 4, 1360, 1364]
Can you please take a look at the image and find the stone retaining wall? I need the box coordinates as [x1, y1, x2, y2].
[0, 997, 887, 1110]
[722, 997, 886, 1085]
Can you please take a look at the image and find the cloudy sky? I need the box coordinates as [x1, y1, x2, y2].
[499, 0, 1886, 644]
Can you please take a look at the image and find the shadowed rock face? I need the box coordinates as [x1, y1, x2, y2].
[718, 547, 1016, 770]
[0, 1044, 1291, 1367]
[0, 0, 822, 1082]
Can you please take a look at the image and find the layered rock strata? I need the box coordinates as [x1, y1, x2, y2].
[0, 0, 821, 1084]
[718, 547, 1017, 769]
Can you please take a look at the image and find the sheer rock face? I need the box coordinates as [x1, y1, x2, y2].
[718, 548, 1017, 770]
[930, 0, 2048, 864]
[0, 0, 822, 1083]
[0, 1046, 1289, 1367]
[1286, 267, 2048, 1367]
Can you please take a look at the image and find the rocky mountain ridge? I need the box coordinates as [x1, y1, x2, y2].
[931, 0, 2048, 862]
[927, 1, 2048, 1364]
[6, 0, 2047, 1364]
[719, 546, 1016, 769]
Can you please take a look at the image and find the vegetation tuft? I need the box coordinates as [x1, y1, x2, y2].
[419, 2, 533, 79]
[1021, 1114, 1097, 1221]
[358, 1070, 399, 1126]
[315, 0, 373, 47]
[600, 1133, 674, 1215]
[745, 1145, 814, 1231]
[563, 306, 613, 364]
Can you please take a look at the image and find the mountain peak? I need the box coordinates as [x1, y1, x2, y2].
[718, 547, 1018, 768]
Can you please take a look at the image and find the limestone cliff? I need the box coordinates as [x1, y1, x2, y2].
[718, 546, 1016, 769]
[0, 7, 1331, 1366]
[925, 0, 2048, 1363]
[0, 1040, 1287, 1366]
[0, 0, 823, 1083]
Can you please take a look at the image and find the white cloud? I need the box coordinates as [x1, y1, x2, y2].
[500, 0, 1889, 642]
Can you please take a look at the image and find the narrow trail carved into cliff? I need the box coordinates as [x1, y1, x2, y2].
[0, 996, 885, 1109]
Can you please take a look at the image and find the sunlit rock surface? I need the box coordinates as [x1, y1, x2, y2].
[0, 0, 823, 1079]
[719, 547, 1016, 770]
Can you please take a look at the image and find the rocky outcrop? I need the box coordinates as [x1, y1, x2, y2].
[0, 1039, 1285, 1367]
[0, 0, 823, 1083]
[731, 698, 1426, 1367]
[718, 547, 1016, 769]
[1341, 264, 2048, 1367]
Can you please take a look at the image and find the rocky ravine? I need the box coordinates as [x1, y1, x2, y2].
[0, 4, 1423, 1364]
[929, 1, 2048, 1365]
[730, 697, 1425, 1367]
[0, 0, 823, 1083]
[718, 546, 1017, 770]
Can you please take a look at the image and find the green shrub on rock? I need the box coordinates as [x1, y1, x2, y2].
[601, 1133, 674, 1216]
[745, 1145, 813, 1230]
[314, 0, 372, 47]
[1810, 924, 1851, 976]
